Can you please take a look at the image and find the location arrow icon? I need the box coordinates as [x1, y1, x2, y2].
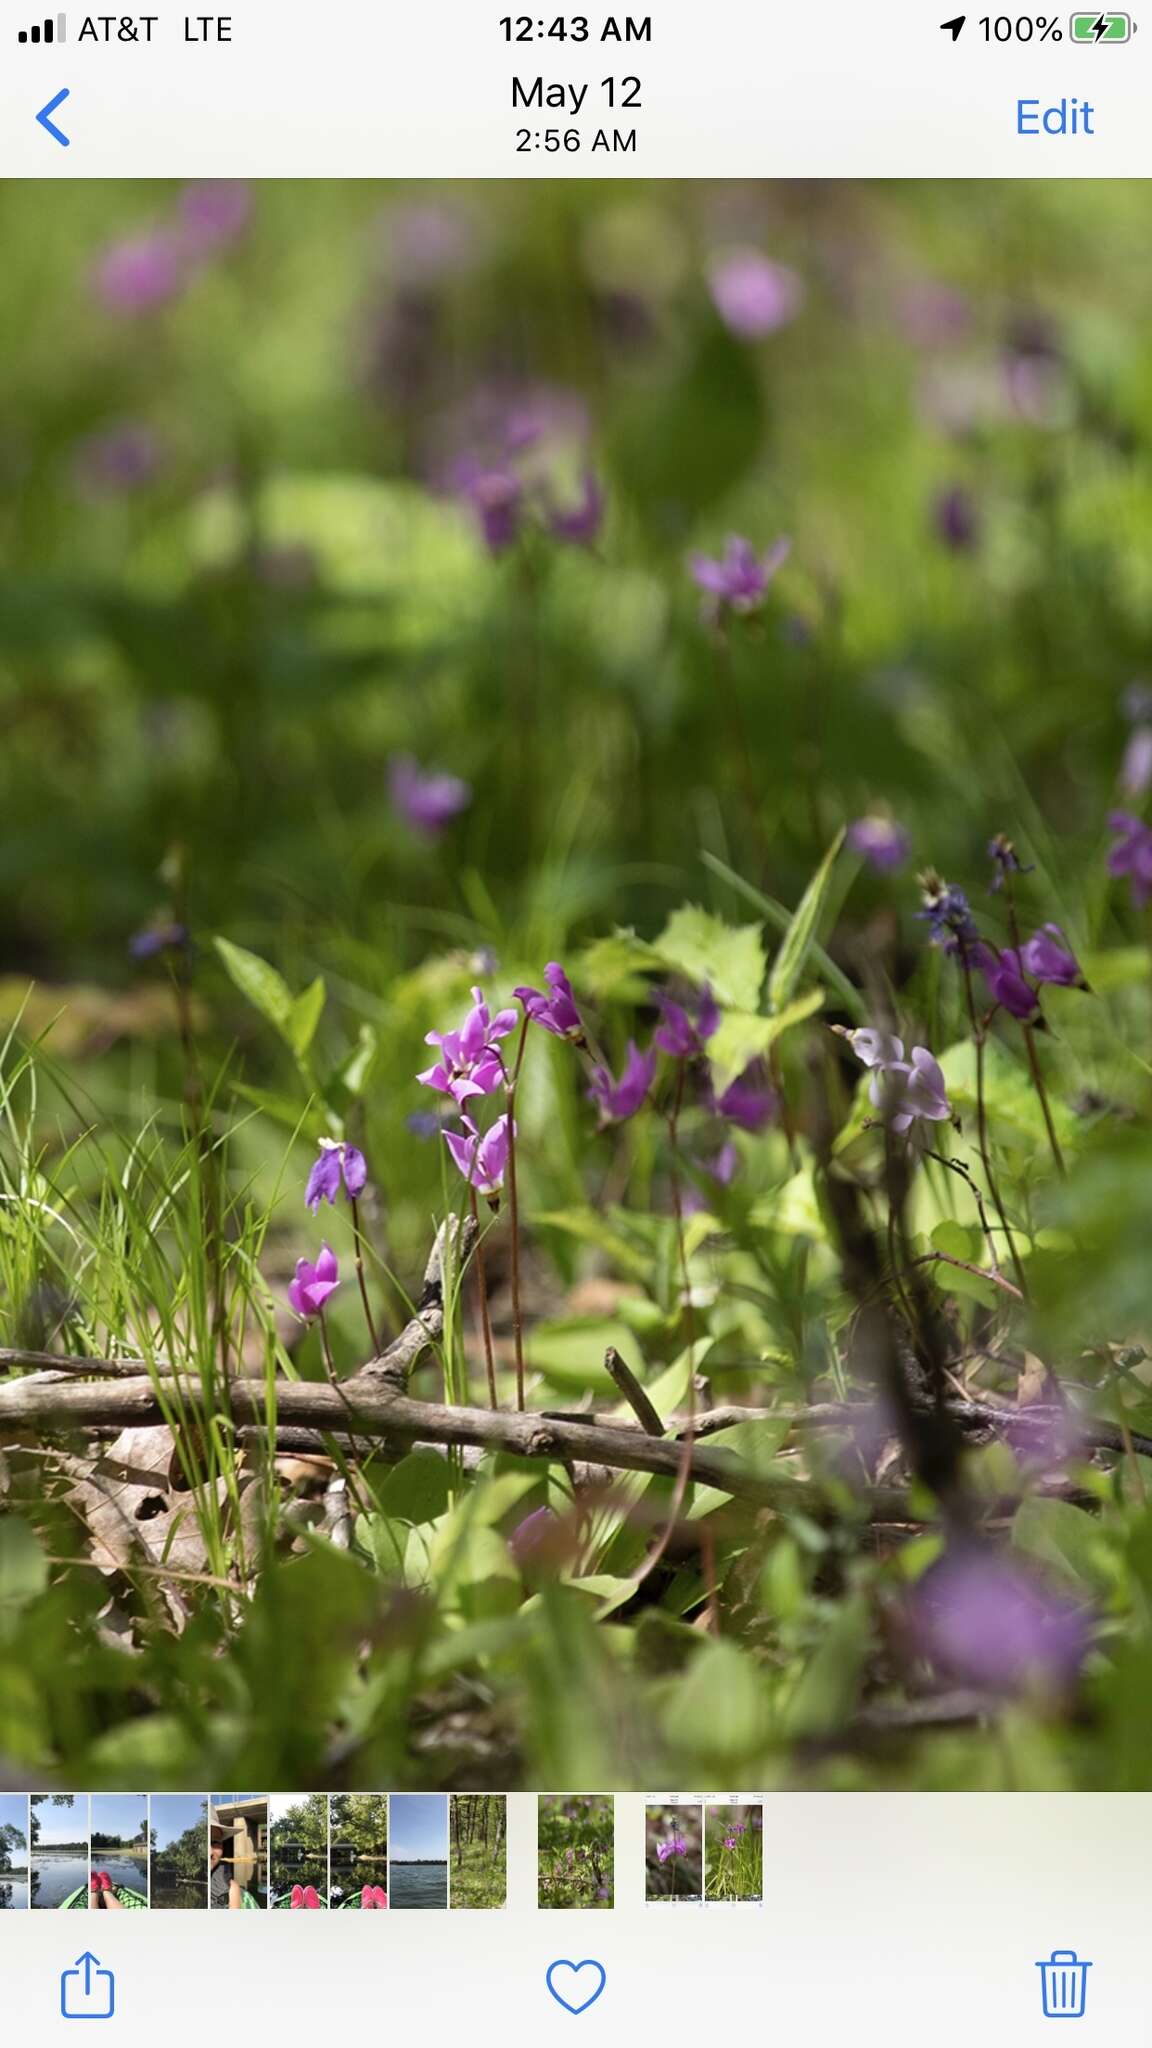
[940, 14, 966, 35]
[36, 86, 70, 145]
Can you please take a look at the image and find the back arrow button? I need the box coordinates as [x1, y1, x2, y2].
[36, 88, 70, 146]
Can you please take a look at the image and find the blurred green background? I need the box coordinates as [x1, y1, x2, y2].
[4, 177, 1152, 1271]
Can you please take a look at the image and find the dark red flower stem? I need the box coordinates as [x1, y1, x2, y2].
[468, 1188, 499, 1410]
[505, 1016, 530, 1412]
[960, 954, 1029, 1299]
[348, 1194, 381, 1356]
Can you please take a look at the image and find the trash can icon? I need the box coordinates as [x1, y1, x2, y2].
[1036, 1950, 1092, 2018]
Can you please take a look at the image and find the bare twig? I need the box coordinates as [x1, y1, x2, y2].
[603, 1346, 666, 1437]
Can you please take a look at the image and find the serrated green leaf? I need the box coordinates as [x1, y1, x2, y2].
[702, 851, 867, 1022]
[654, 905, 766, 1011]
[708, 990, 824, 1091]
[767, 830, 845, 1013]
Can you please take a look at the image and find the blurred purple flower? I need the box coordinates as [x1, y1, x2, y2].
[514, 962, 584, 1043]
[384, 201, 477, 287]
[932, 484, 980, 553]
[74, 421, 163, 496]
[847, 815, 910, 874]
[708, 251, 804, 339]
[987, 832, 1034, 891]
[655, 985, 720, 1059]
[1121, 727, 1152, 801]
[178, 180, 252, 254]
[419, 985, 517, 1105]
[714, 1063, 777, 1134]
[388, 754, 472, 838]
[1020, 924, 1086, 990]
[305, 1139, 367, 1214]
[288, 1243, 340, 1320]
[443, 1112, 514, 1198]
[454, 460, 523, 553]
[545, 470, 604, 547]
[656, 1836, 687, 1863]
[588, 1041, 656, 1124]
[908, 1545, 1089, 1695]
[1108, 812, 1152, 909]
[95, 230, 188, 315]
[406, 1110, 444, 1139]
[129, 920, 189, 961]
[689, 535, 791, 620]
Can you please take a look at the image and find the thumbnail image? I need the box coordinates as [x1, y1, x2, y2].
[449, 1794, 506, 1910]
[329, 1794, 388, 1910]
[704, 1804, 762, 1904]
[389, 1794, 448, 1910]
[270, 1792, 329, 1908]
[30, 1795, 89, 1910]
[90, 1794, 149, 1909]
[538, 1796, 613, 1909]
[210, 1794, 268, 1910]
[0, 1795, 29, 1910]
[151, 1795, 209, 1910]
[646, 1804, 703, 1903]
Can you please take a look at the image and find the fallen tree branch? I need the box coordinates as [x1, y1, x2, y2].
[0, 1371, 911, 1517]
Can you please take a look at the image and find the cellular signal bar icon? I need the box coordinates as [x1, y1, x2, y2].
[18, 11, 66, 38]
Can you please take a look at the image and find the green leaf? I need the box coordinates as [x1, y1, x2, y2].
[526, 1317, 644, 1394]
[535, 1208, 653, 1283]
[577, 929, 660, 999]
[0, 1517, 48, 1615]
[662, 1639, 770, 1764]
[286, 976, 326, 1062]
[355, 1513, 408, 1578]
[767, 830, 845, 1013]
[702, 852, 867, 1022]
[214, 937, 294, 1037]
[376, 1450, 454, 1527]
[1012, 1497, 1109, 1596]
[782, 1592, 872, 1737]
[322, 1024, 380, 1120]
[654, 905, 766, 1010]
[936, 1036, 1079, 1154]
[707, 990, 824, 1091]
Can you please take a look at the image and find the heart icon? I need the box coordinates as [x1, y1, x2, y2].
[546, 1960, 607, 2015]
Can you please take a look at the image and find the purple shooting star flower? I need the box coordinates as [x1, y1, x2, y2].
[713, 1062, 778, 1134]
[655, 985, 720, 1059]
[304, 1138, 368, 1214]
[847, 814, 911, 874]
[388, 754, 472, 838]
[514, 962, 585, 1043]
[95, 230, 189, 315]
[907, 1544, 1089, 1696]
[545, 470, 604, 547]
[419, 986, 518, 1105]
[443, 1112, 514, 1199]
[707, 250, 804, 339]
[588, 1041, 656, 1124]
[974, 942, 1041, 1024]
[689, 535, 791, 622]
[288, 1243, 341, 1320]
[1019, 924, 1087, 990]
[1108, 811, 1152, 909]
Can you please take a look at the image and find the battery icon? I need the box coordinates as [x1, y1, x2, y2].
[1069, 11, 1133, 37]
